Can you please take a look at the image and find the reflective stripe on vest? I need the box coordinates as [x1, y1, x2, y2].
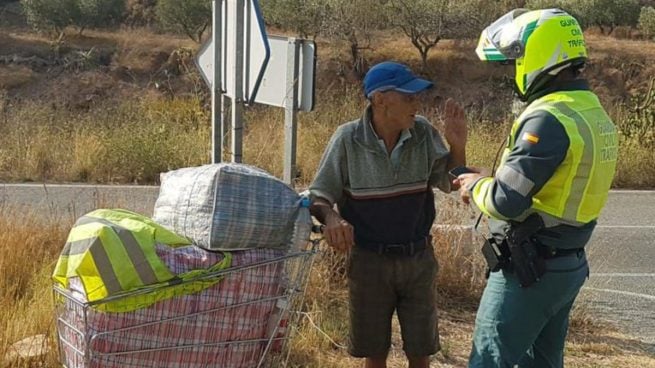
[53, 209, 189, 302]
[53, 209, 234, 313]
[502, 90, 618, 226]
[74, 216, 160, 286]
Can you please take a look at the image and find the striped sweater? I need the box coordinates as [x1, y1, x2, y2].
[309, 106, 451, 246]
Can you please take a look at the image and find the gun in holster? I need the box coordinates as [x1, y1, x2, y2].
[481, 214, 546, 287]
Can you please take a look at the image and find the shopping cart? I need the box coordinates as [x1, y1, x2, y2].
[54, 238, 319, 368]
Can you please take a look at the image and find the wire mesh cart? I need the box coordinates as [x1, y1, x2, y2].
[54, 244, 317, 368]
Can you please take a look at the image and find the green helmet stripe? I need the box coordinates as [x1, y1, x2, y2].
[487, 53, 508, 61]
[521, 20, 538, 45]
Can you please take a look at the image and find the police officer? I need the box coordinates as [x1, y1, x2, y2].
[454, 8, 619, 368]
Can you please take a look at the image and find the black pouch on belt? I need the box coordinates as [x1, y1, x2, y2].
[506, 214, 546, 287]
[481, 238, 510, 273]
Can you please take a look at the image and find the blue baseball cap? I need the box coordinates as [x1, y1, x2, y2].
[363, 61, 434, 98]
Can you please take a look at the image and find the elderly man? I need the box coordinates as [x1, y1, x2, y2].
[309, 61, 468, 368]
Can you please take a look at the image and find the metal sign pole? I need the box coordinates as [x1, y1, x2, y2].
[211, 0, 223, 163]
[283, 38, 300, 186]
[221, 93, 228, 157]
[231, 0, 245, 163]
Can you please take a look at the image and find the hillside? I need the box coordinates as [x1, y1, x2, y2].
[1, 3, 654, 187]
[3, 25, 655, 120]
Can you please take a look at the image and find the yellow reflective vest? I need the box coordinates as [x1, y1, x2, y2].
[53, 209, 231, 312]
[472, 89, 618, 226]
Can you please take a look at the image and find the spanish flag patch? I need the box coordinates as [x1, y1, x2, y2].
[522, 132, 540, 144]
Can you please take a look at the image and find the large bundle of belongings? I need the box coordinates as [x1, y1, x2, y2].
[53, 164, 314, 368]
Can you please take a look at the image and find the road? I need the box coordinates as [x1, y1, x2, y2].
[580, 191, 655, 350]
[2, 184, 654, 349]
[0, 183, 160, 220]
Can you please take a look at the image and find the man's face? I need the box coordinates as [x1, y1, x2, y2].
[380, 90, 421, 129]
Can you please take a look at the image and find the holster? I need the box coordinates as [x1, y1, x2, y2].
[481, 237, 510, 273]
[505, 214, 546, 287]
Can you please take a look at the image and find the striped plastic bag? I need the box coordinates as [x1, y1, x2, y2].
[153, 163, 300, 251]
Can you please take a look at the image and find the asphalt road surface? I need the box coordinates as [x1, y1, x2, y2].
[2, 184, 654, 350]
[580, 191, 655, 350]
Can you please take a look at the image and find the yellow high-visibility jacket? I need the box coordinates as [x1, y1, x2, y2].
[53, 209, 231, 312]
[470, 80, 618, 232]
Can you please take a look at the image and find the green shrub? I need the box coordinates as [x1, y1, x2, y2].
[570, 0, 641, 34]
[76, 0, 125, 32]
[21, 0, 79, 36]
[260, 0, 326, 39]
[617, 78, 655, 147]
[21, 0, 125, 37]
[124, 0, 157, 27]
[639, 6, 655, 38]
[525, 0, 566, 10]
[524, 0, 640, 33]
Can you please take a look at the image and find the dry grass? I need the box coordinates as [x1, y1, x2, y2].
[1, 201, 654, 367]
[0, 65, 34, 90]
[0, 85, 649, 188]
[0, 97, 210, 183]
[585, 33, 655, 60]
[0, 206, 70, 368]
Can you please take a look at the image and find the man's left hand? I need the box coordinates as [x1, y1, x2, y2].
[443, 98, 468, 151]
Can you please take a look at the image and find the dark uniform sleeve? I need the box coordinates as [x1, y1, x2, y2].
[470, 110, 570, 220]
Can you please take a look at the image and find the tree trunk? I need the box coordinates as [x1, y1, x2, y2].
[598, 23, 606, 35]
[420, 48, 429, 71]
[350, 39, 365, 78]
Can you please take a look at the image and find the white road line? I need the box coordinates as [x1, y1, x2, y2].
[590, 273, 655, 277]
[596, 225, 655, 229]
[583, 287, 655, 301]
[607, 190, 655, 194]
[435, 224, 655, 229]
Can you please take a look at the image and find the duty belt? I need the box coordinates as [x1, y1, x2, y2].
[496, 238, 584, 260]
[539, 246, 584, 259]
[357, 235, 432, 256]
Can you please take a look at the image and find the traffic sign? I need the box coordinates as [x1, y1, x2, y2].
[256, 36, 316, 112]
[196, 0, 270, 104]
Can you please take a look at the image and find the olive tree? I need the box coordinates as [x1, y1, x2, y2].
[386, 0, 502, 70]
[260, 0, 327, 39]
[570, 0, 641, 34]
[22, 0, 125, 37]
[156, 0, 211, 43]
[76, 0, 125, 33]
[385, 0, 448, 69]
[639, 6, 655, 39]
[524, 0, 566, 9]
[21, 0, 80, 37]
[124, 0, 157, 28]
[321, 0, 389, 78]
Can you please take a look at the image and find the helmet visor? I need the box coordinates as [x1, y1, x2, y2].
[476, 9, 530, 61]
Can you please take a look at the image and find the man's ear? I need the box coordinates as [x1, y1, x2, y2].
[371, 92, 385, 106]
